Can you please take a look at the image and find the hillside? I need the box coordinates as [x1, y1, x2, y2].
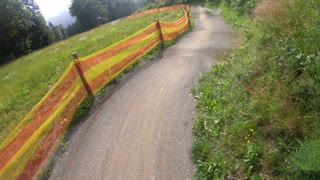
[0, 9, 184, 145]
[193, 0, 320, 179]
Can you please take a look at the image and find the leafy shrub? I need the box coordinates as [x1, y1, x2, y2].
[137, 0, 188, 12]
[230, 0, 260, 15]
[291, 139, 320, 179]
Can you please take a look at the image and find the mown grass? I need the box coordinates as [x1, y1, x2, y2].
[0, 8, 184, 144]
[193, 0, 320, 179]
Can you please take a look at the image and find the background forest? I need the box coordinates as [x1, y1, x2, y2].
[0, 0, 186, 64]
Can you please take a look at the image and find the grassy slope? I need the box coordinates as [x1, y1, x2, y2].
[193, 0, 320, 179]
[0, 9, 184, 143]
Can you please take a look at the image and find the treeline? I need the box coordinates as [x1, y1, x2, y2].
[0, 0, 54, 64]
[68, 0, 136, 33]
[67, 0, 188, 34]
[206, 0, 258, 15]
[0, 0, 184, 64]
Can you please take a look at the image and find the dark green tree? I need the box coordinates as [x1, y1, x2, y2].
[0, 0, 32, 63]
[49, 22, 68, 41]
[70, 0, 109, 31]
[65, 21, 82, 36]
[21, 0, 54, 50]
[0, 0, 54, 63]
[103, 0, 137, 21]
[21, 0, 40, 14]
[28, 15, 54, 50]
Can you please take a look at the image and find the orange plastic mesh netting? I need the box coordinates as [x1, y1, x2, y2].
[0, 5, 190, 179]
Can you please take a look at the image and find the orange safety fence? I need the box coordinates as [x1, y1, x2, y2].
[0, 5, 190, 179]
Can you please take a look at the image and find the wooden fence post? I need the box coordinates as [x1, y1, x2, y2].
[184, 5, 192, 30]
[72, 52, 94, 100]
[155, 19, 165, 48]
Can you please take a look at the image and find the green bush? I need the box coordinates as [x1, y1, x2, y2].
[292, 139, 320, 178]
[137, 0, 188, 12]
[206, 0, 260, 15]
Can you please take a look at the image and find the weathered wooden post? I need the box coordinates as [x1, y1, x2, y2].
[72, 52, 94, 100]
[184, 5, 192, 29]
[155, 19, 165, 49]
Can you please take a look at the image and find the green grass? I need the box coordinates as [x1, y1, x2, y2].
[193, 0, 320, 179]
[0, 8, 184, 144]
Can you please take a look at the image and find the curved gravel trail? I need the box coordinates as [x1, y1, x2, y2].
[50, 5, 236, 180]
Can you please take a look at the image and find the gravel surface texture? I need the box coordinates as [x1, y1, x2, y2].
[49, 5, 236, 180]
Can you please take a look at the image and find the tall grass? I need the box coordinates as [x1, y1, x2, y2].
[193, 0, 320, 179]
[0, 9, 184, 144]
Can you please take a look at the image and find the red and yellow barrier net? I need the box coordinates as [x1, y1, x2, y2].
[0, 5, 190, 179]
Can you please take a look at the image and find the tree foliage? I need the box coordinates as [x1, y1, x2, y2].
[0, 0, 54, 64]
[102, 0, 137, 21]
[68, 0, 188, 34]
[69, 0, 140, 33]
[0, 0, 185, 63]
[22, 0, 54, 49]
[207, 0, 259, 15]
[0, 0, 32, 62]
[70, 0, 109, 31]
[49, 22, 68, 41]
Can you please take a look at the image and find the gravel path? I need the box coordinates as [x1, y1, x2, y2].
[50, 5, 236, 180]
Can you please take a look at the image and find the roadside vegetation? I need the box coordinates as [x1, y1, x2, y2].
[193, 0, 320, 179]
[0, 8, 184, 144]
[137, 0, 187, 12]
